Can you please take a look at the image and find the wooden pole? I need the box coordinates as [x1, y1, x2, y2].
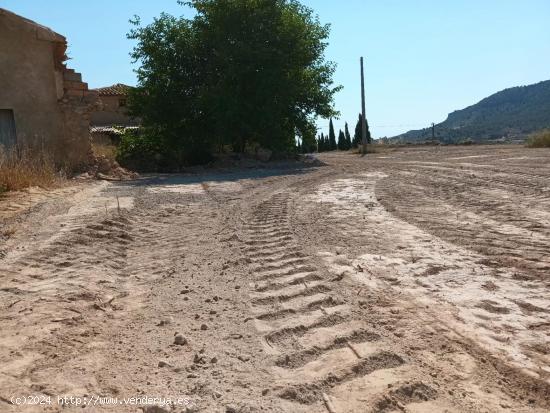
[360, 57, 367, 155]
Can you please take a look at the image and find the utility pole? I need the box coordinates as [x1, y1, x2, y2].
[360, 57, 367, 155]
[431, 122, 435, 141]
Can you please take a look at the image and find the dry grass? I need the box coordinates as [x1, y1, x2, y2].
[0, 147, 59, 193]
[526, 129, 550, 148]
[92, 142, 118, 162]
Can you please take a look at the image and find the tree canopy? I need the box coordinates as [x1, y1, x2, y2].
[125, 0, 341, 168]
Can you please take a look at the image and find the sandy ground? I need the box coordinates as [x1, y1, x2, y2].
[0, 145, 549, 413]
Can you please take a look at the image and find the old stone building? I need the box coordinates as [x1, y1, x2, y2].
[91, 83, 138, 127]
[0, 8, 98, 168]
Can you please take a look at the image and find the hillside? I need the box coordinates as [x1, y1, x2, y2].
[393, 80, 550, 143]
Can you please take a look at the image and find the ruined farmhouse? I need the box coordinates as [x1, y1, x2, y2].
[0, 8, 98, 168]
[90, 83, 140, 145]
[91, 83, 138, 128]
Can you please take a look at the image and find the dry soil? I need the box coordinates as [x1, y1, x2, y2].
[0, 145, 549, 413]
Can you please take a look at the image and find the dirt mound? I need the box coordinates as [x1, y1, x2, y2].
[86, 155, 138, 181]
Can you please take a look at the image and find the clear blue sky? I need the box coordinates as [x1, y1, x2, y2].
[2, 0, 549, 137]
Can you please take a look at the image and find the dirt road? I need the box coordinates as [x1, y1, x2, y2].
[1, 145, 549, 412]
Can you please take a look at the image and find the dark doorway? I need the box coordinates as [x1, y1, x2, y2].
[0, 109, 17, 150]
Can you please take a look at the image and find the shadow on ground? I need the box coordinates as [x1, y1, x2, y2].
[110, 158, 326, 190]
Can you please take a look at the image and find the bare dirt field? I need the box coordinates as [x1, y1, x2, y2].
[1, 145, 549, 413]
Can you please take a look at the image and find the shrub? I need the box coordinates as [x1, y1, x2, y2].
[458, 138, 475, 145]
[526, 129, 550, 148]
[0, 147, 59, 192]
[116, 128, 212, 172]
[92, 141, 117, 162]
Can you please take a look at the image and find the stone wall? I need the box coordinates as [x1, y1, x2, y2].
[91, 95, 138, 127]
[0, 8, 98, 170]
[58, 68, 100, 168]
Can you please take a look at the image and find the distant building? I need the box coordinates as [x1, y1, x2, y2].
[91, 84, 139, 127]
[0, 8, 99, 168]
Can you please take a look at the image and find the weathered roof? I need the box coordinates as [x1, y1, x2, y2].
[91, 126, 139, 134]
[0, 8, 65, 43]
[94, 84, 133, 96]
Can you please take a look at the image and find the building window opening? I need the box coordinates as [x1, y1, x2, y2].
[0, 109, 17, 150]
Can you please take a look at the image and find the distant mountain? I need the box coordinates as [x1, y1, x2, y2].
[392, 80, 550, 143]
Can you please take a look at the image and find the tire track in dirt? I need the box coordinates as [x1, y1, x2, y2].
[0, 209, 138, 406]
[293, 157, 550, 412]
[2, 149, 549, 412]
[374, 151, 550, 282]
[241, 191, 450, 412]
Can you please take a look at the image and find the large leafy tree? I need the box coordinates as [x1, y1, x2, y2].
[127, 0, 340, 166]
[299, 122, 318, 153]
[126, 14, 211, 166]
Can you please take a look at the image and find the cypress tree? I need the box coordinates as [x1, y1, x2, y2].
[344, 122, 352, 150]
[337, 129, 346, 150]
[318, 133, 325, 152]
[353, 113, 372, 147]
[329, 118, 337, 151]
[366, 116, 372, 144]
[353, 114, 362, 147]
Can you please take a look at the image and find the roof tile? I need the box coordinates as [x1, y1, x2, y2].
[94, 83, 132, 96]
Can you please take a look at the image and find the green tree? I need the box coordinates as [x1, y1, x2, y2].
[353, 113, 372, 147]
[299, 122, 317, 153]
[328, 118, 337, 151]
[321, 132, 327, 152]
[125, 14, 211, 167]
[337, 129, 346, 150]
[126, 0, 341, 168]
[344, 122, 352, 149]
